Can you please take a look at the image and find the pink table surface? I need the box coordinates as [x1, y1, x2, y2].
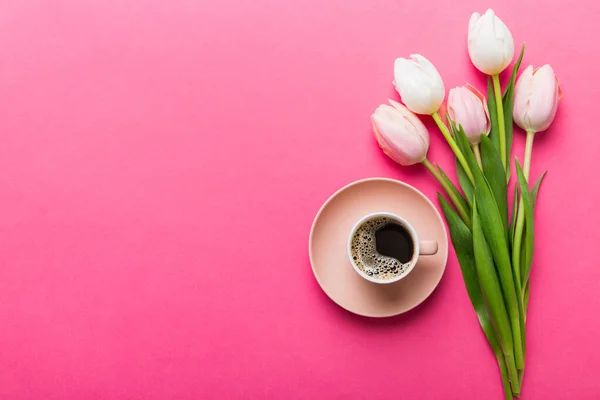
[0, 1, 598, 399]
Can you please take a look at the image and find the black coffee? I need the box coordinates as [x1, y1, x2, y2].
[350, 216, 415, 280]
[375, 223, 414, 263]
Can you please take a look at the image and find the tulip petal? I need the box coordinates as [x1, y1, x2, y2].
[388, 99, 430, 147]
[393, 55, 444, 115]
[469, 12, 481, 34]
[448, 85, 490, 144]
[371, 104, 429, 166]
[468, 9, 514, 75]
[528, 65, 559, 131]
[556, 76, 564, 100]
[513, 66, 534, 131]
[513, 64, 561, 132]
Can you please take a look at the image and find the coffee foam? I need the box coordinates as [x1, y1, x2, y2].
[351, 217, 411, 280]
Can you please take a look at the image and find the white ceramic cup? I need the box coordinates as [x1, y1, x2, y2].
[347, 212, 438, 284]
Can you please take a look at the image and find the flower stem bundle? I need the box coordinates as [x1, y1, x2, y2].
[371, 9, 562, 398]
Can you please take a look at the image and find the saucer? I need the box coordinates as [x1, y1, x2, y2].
[308, 178, 448, 317]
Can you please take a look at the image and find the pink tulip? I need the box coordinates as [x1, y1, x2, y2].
[513, 65, 563, 133]
[447, 84, 491, 144]
[371, 100, 430, 166]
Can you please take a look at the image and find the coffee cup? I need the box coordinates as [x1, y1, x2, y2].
[347, 212, 438, 284]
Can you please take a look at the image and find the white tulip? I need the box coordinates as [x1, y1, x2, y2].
[468, 9, 515, 75]
[393, 54, 445, 115]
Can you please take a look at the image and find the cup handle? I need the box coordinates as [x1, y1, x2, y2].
[419, 240, 438, 256]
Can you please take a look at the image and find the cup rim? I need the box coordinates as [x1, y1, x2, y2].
[347, 212, 420, 284]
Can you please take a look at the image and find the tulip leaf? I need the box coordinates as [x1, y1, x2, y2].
[448, 122, 474, 205]
[522, 172, 546, 314]
[436, 165, 471, 226]
[448, 124, 473, 206]
[438, 194, 501, 352]
[455, 126, 481, 176]
[447, 123, 471, 200]
[473, 175, 522, 363]
[440, 194, 514, 398]
[471, 201, 519, 390]
[458, 129, 516, 294]
[503, 44, 526, 98]
[514, 171, 546, 253]
[487, 77, 500, 154]
[531, 171, 547, 210]
[519, 171, 546, 242]
[509, 184, 519, 247]
[503, 44, 526, 175]
[524, 282, 531, 314]
[456, 127, 524, 369]
[456, 158, 474, 206]
[480, 135, 508, 229]
[516, 163, 535, 291]
[520, 225, 528, 286]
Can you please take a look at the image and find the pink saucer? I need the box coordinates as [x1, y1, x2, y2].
[309, 178, 448, 317]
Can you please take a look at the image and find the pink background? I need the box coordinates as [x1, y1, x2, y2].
[0, 0, 597, 399]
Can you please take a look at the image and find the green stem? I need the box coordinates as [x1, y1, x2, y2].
[512, 313, 525, 372]
[492, 74, 507, 172]
[518, 294, 526, 372]
[523, 129, 535, 178]
[506, 350, 521, 395]
[472, 144, 483, 169]
[496, 355, 514, 400]
[422, 158, 471, 226]
[518, 368, 525, 397]
[431, 112, 475, 185]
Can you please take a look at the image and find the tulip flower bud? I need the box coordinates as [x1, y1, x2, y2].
[513, 65, 562, 133]
[393, 55, 445, 115]
[468, 9, 515, 75]
[447, 84, 491, 145]
[371, 100, 430, 166]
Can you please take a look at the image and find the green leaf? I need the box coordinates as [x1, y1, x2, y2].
[456, 127, 524, 370]
[531, 171, 547, 210]
[487, 77, 500, 154]
[455, 126, 480, 175]
[524, 282, 531, 313]
[472, 201, 519, 391]
[504, 44, 526, 98]
[509, 184, 519, 247]
[436, 165, 471, 221]
[516, 163, 535, 290]
[448, 119, 458, 136]
[441, 192, 517, 400]
[456, 158, 473, 206]
[496, 355, 514, 400]
[522, 171, 545, 315]
[438, 194, 500, 353]
[448, 122, 474, 206]
[480, 135, 508, 229]
[502, 44, 526, 172]
[511, 168, 541, 250]
[520, 225, 528, 285]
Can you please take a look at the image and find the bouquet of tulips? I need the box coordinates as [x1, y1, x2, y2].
[371, 9, 562, 399]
